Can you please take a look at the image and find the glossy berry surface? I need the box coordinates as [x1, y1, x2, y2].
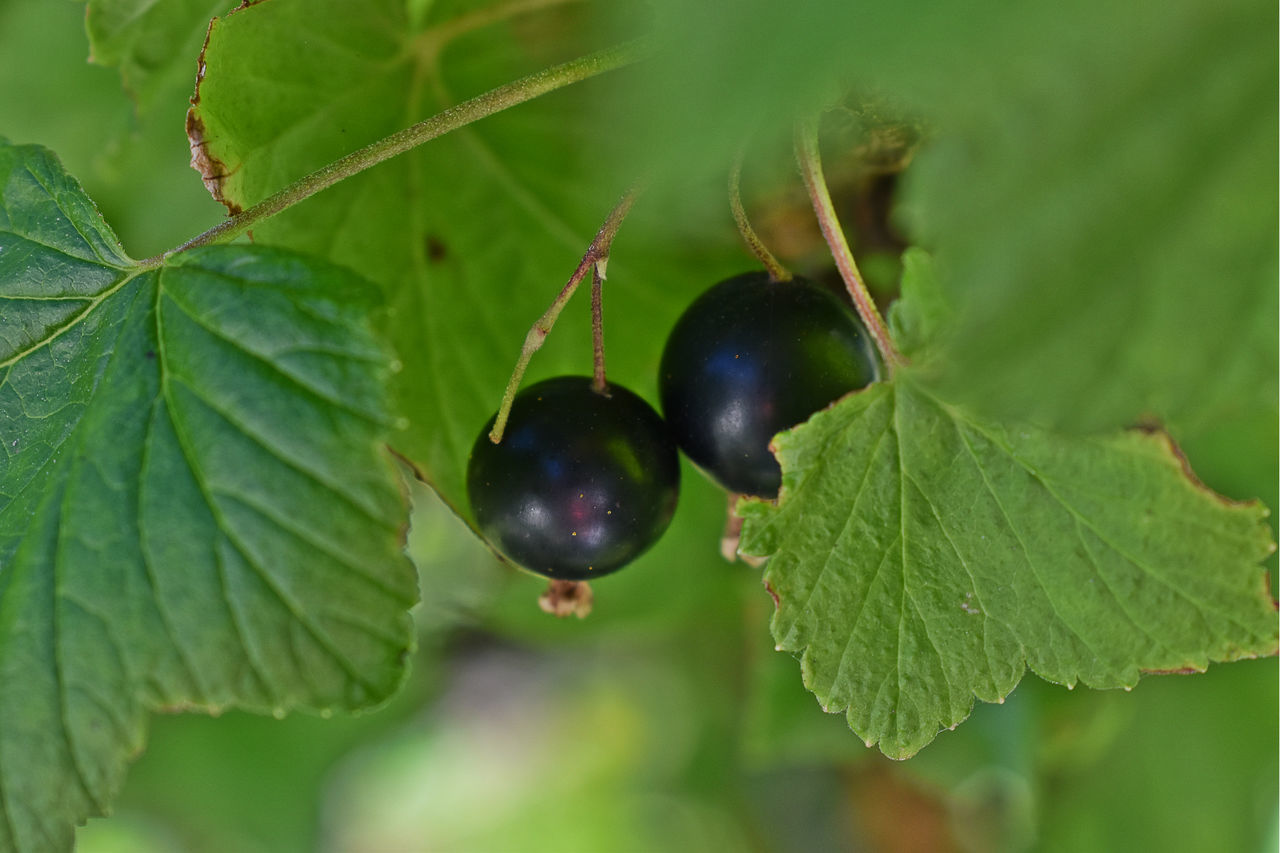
[660, 271, 878, 497]
[466, 376, 680, 581]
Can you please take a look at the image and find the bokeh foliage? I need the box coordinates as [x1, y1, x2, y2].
[0, 0, 1275, 850]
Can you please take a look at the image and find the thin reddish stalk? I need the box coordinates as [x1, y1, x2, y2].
[489, 185, 640, 442]
[794, 118, 903, 369]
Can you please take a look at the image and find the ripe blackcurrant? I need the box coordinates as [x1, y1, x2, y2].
[466, 376, 680, 580]
[659, 271, 878, 497]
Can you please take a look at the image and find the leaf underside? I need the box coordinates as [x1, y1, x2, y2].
[739, 377, 1277, 759]
[0, 140, 417, 852]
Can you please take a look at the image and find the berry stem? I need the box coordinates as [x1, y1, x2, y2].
[590, 265, 608, 394]
[794, 117, 904, 369]
[155, 39, 650, 261]
[730, 149, 791, 283]
[489, 184, 641, 443]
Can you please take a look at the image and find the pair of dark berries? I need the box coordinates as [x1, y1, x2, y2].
[466, 271, 879, 580]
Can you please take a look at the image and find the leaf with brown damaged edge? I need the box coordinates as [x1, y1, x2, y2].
[763, 579, 781, 610]
[738, 374, 1278, 759]
[186, 111, 243, 215]
[185, 11, 243, 214]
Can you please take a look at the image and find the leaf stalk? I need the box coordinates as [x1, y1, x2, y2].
[794, 117, 903, 369]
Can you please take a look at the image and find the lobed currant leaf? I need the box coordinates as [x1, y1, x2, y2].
[0, 139, 417, 853]
[739, 356, 1277, 758]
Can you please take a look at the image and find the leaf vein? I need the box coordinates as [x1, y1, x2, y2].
[950, 416, 1106, 681]
[137, 398, 214, 705]
[155, 286, 281, 706]
[159, 286, 387, 425]
[785, 396, 894, 645]
[903, 471, 1007, 698]
[0, 272, 139, 370]
[165, 375, 392, 530]
[217, 489, 408, 604]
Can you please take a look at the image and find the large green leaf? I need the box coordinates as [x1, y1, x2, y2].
[0, 139, 417, 852]
[184, 0, 747, 514]
[628, 0, 1277, 435]
[899, 0, 1278, 433]
[739, 365, 1276, 759]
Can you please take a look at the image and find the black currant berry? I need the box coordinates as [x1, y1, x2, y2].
[466, 376, 680, 581]
[659, 271, 878, 497]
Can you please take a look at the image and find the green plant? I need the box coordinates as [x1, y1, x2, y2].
[0, 0, 1275, 850]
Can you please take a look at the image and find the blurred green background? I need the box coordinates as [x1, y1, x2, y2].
[1, 0, 1275, 851]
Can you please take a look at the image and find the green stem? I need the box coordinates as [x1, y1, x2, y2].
[794, 117, 903, 369]
[158, 38, 651, 261]
[729, 149, 791, 282]
[489, 184, 641, 443]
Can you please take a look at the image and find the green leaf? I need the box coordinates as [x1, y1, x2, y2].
[886, 247, 948, 361]
[0, 139, 417, 852]
[185, 0, 744, 514]
[632, 0, 1276, 435]
[901, 0, 1278, 433]
[738, 377, 1277, 759]
[85, 0, 231, 111]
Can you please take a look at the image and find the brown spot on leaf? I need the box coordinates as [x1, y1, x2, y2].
[425, 235, 448, 263]
[764, 579, 780, 609]
[1141, 666, 1206, 676]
